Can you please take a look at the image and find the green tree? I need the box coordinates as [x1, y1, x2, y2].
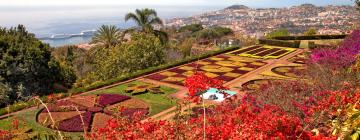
[266, 29, 290, 39]
[193, 26, 233, 40]
[356, 0, 360, 10]
[0, 25, 71, 106]
[304, 28, 317, 36]
[125, 8, 168, 44]
[179, 38, 194, 58]
[81, 32, 165, 86]
[179, 24, 204, 33]
[52, 45, 90, 79]
[0, 77, 11, 106]
[92, 25, 123, 48]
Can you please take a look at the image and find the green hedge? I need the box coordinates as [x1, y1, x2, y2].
[272, 34, 347, 40]
[0, 46, 241, 117]
[258, 39, 300, 48]
[69, 46, 241, 94]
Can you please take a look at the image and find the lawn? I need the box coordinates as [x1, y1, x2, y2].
[88, 80, 178, 116]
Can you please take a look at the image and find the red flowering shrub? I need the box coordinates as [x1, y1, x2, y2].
[184, 72, 227, 103]
[89, 94, 338, 140]
[0, 130, 11, 140]
[310, 30, 360, 69]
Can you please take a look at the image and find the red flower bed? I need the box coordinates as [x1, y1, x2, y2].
[58, 111, 93, 132]
[120, 108, 149, 118]
[98, 94, 131, 107]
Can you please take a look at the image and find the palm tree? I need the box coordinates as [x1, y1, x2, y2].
[125, 8, 168, 44]
[91, 25, 123, 48]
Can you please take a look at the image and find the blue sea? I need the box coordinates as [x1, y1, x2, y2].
[0, 5, 223, 47]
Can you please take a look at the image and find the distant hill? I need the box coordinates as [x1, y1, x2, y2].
[225, 5, 250, 10]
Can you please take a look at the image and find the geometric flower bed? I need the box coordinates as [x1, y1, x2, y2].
[125, 83, 164, 95]
[227, 45, 297, 59]
[241, 79, 275, 91]
[144, 54, 267, 86]
[271, 66, 306, 78]
[37, 94, 149, 132]
[287, 52, 308, 64]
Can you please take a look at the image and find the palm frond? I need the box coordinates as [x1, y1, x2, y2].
[149, 17, 163, 26]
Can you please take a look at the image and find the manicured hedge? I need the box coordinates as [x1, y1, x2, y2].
[272, 34, 347, 40]
[0, 46, 241, 117]
[258, 39, 300, 48]
[69, 46, 241, 94]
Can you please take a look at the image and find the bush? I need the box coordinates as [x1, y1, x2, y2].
[310, 30, 360, 69]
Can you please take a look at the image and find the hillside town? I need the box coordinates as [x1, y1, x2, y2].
[165, 4, 360, 38]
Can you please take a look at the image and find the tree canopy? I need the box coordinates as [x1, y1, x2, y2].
[179, 24, 204, 33]
[193, 26, 233, 40]
[0, 25, 72, 106]
[125, 8, 168, 44]
[79, 32, 165, 86]
[304, 28, 317, 36]
[265, 29, 290, 39]
[91, 25, 123, 48]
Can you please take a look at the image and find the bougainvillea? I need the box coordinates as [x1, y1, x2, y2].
[310, 30, 360, 68]
[184, 72, 227, 103]
[88, 93, 340, 140]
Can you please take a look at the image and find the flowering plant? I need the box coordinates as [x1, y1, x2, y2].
[310, 30, 360, 68]
[184, 72, 227, 103]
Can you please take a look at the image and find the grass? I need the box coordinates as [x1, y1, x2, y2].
[88, 80, 178, 116]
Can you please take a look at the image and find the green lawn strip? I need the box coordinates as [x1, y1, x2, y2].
[87, 81, 178, 116]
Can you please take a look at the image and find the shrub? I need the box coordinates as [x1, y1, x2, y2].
[310, 30, 360, 69]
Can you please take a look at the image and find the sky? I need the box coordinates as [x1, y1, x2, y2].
[1, 0, 355, 7]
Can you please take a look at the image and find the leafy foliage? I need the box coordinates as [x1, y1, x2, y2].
[51, 45, 90, 80]
[0, 25, 69, 107]
[91, 25, 123, 48]
[266, 28, 290, 39]
[125, 8, 168, 44]
[193, 26, 233, 40]
[304, 28, 317, 36]
[79, 32, 165, 86]
[179, 24, 204, 33]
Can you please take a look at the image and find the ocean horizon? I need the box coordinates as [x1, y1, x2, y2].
[0, 5, 224, 47]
